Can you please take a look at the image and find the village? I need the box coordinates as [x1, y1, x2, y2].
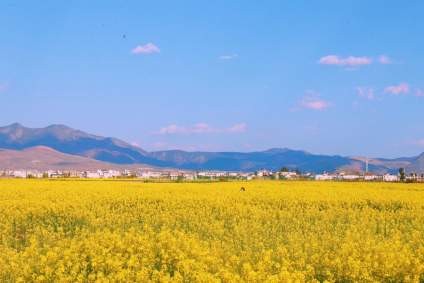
[0, 168, 422, 182]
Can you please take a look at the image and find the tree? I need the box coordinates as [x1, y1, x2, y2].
[280, 167, 289, 172]
[399, 168, 406, 182]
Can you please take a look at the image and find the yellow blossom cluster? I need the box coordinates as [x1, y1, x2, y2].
[1, 180, 424, 282]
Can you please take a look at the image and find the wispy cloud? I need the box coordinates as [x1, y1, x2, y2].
[219, 54, 238, 60]
[150, 141, 169, 149]
[0, 83, 8, 93]
[356, 87, 375, 100]
[227, 123, 247, 133]
[131, 43, 160, 55]
[412, 139, 424, 147]
[384, 83, 409, 95]
[149, 142, 236, 152]
[415, 89, 424, 97]
[157, 123, 247, 135]
[301, 98, 331, 110]
[378, 55, 392, 64]
[318, 55, 372, 67]
[295, 91, 332, 111]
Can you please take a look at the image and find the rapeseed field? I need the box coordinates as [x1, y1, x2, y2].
[1, 179, 424, 282]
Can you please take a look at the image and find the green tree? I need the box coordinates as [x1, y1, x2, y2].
[399, 168, 406, 182]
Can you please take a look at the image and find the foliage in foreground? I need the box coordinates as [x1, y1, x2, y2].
[1, 180, 424, 282]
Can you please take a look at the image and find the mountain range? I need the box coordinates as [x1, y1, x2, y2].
[0, 123, 422, 173]
[0, 146, 151, 171]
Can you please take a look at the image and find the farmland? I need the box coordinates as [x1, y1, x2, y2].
[1, 180, 424, 282]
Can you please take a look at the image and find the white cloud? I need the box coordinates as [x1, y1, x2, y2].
[301, 99, 330, 110]
[318, 55, 372, 67]
[356, 87, 375, 100]
[297, 91, 332, 111]
[219, 54, 238, 60]
[158, 124, 183, 135]
[190, 123, 214, 134]
[157, 123, 247, 135]
[384, 83, 409, 95]
[227, 123, 248, 133]
[131, 43, 160, 55]
[378, 55, 392, 64]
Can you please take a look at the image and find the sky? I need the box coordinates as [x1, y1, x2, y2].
[1, 0, 423, 157]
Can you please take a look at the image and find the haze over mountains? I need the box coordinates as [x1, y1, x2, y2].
[0, 123, 422, 173]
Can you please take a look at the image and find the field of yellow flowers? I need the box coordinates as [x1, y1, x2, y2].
[1, 179, 424, 282]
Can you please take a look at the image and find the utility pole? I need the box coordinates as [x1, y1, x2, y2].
[365, 158, 369, 173]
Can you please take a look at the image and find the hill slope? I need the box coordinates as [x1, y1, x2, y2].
[0, 146, 152, 170]
[406, 153, 424, 173]
[0, 123, 167, 166]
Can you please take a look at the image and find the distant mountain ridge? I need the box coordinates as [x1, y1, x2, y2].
[0, 146, 153, 171]
[148, 149, 355, 172]
[0, 123, 167, 166]
[406, 153, 424, 173]
[0, 123, 422, 173]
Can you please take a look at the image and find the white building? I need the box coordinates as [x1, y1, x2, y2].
[85, 171, 101, 178]
[364, 174, 379, 181]
[197, 171, 226, 179]
[383, 174, 399, 182]
[256, 170, 272, 177]
[169, 172, 181, 180]
[101, 170, 121, 178]
[279, 171, 298, 179]
[315, 174, 336, 181]
[138, 171, 163, 179]
[341, 174, 361, 181]
[12, 170, 27, 178]
[183, 173, 197, 180]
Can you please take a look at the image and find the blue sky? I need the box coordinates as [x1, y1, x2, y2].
[1, 1, 423, 157]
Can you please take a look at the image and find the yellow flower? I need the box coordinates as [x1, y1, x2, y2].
[1, 179, 424, 282]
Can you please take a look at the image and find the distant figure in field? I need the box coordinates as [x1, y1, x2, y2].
[240, 187, 246, 192]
